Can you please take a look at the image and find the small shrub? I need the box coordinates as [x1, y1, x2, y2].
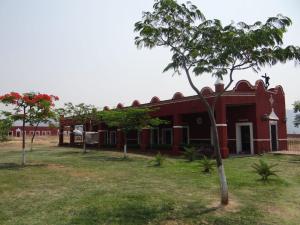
[252, 159, 278, 181]
[183, 146, 197, 162]
[200, 156, 215, 173]
[150, 152, 165, 167]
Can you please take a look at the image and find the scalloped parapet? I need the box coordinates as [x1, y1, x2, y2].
[132, 100, 141, 107]
[150, 96, 160, 103]
[172, 92, 184, 100]
[116, 103, 124, 109]
[200, 87, 214, 96]
[233, 80, 255, 92]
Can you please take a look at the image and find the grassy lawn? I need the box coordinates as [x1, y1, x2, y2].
[0, 146, 300, 225]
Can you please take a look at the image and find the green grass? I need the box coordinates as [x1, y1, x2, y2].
[0, 147, 300, 225]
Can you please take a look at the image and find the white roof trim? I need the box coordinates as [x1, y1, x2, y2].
[268, 108, 279, 120]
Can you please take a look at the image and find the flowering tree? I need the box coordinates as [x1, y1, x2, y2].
[28, 104, 57, 151]
[0, 92, 59, 165]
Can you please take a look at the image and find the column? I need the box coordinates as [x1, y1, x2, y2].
[172, 114, 183, 153]
[70, 125, 75, 146]
[215, 99, 229, 158]
[140, 128, 150, 151]
[59, 125, 64, 146]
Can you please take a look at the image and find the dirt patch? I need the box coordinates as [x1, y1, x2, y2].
[0, 136, 58, 149]
[266, 205, 300, 220]
[208, 196, 241, 215]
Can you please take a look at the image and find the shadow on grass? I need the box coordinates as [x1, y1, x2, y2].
[0, 163, 46, 170]
[54, 150, 85, 157]
[68, 202, 170, 225]
[82, 155, 133, 162]
[67, 200, 220, 225]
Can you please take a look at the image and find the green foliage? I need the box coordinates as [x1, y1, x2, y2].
[183, 146, 197, 161]
[135, 0, 300, 79]
[57, 103, 97, 128]
[98, 107, 167, 133]
[0, 116, 13, 142]
[200, 156, 215, 173]
[293, 101, 300, 127]
[252, 159, 278, 181]
[150, 152, 166, 167]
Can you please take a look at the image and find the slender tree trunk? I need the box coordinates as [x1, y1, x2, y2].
[21, 107, 26, 166]
[30, 122, 40, 151]
[207, 109, 229, 205]
[183, 65, 229, 205]
[83, 126, 86, 153]
[123, 133, 127, 158]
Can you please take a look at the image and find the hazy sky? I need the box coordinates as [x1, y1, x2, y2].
[0, 0, 299, 110]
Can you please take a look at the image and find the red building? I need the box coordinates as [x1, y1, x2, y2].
[59, 79, 287, 158]
[10, 126, 59, 137]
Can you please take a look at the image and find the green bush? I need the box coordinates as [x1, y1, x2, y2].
[183, 146, 197, 162]
[150, 152, 165, 167]
[252, 159, 278, 181]
[200, 156, 215, 173]
[0, 118, 12, 142]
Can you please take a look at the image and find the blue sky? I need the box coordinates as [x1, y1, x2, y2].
[0, 0, 299, 111]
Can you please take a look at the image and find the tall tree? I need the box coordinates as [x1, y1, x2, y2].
[98, 107, 166, 158]
[58, 103, 97, 153]
[134, 0, 300, 205]
[0, 92, 59, 165]
[293, 101, 300, 127]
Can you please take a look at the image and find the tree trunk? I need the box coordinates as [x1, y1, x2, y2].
[183, 65, 229, 205]
[208, 110, 229, 205]
[30, 122, 40, 151]
[123, 133, 127, 158]
[21, 107, 26, 166]
[83, 126, 86, 153]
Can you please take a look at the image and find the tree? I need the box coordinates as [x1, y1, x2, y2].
[134, 0, 300, 205]
[58, 103, 97, 153]
[293, 101, 300, 127]
[98, 107, 166, 158]
[28, 106, 57, 151]
[0, 113, 13, 142]
[0, 92, 59, 165]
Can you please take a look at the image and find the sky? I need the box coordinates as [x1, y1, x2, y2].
[0, 0, 299, 112]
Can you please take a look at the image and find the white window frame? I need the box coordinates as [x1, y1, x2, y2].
[235, 122, 254, 155]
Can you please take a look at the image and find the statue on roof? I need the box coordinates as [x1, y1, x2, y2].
[261, 73, 270, 89]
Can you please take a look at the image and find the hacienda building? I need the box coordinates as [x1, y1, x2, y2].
[59, 79, 287, 158]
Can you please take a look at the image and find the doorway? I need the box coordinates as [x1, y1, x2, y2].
[236, 123, 254, 154]
[269, 121, 278, 151]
